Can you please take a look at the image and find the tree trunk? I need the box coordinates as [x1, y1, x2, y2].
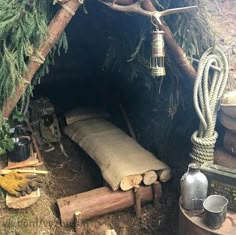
[2, 0, 83, 119]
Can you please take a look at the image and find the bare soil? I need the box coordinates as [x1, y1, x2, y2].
[0, 137, 179, 235]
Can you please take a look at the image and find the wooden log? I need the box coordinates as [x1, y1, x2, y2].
[2, 0, 83, 119]
[134, 185, 142, 218]
[120, 174, 143, 191]
[158, 168, 171, 182]
[5, 160, 41, 209]
[214, 148, 236, 169]
[57, 185, 160, 224]
[143, 171, 158, 185]
[224, 130, 236, 156]
[74, 211, 83, 235]
[6, 188, 40, 209]
[152, 181, 162, 210]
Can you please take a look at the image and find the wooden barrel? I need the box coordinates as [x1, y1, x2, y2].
[178, 198, 236, 235]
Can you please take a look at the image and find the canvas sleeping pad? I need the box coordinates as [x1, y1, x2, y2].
[64, 118, 171, 190]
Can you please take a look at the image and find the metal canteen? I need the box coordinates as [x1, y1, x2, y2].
[181, 163, 208, 210]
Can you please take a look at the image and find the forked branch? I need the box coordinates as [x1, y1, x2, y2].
[100, 0, 198, 25]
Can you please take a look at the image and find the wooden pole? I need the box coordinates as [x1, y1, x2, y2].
[2, 0, 83, 119]
[74, 211, 83, 235]
[134, 185, 142, 218]
[26, 121, 43, 163]
[152, 181, 162, 210]
[57, 185, 161, 224]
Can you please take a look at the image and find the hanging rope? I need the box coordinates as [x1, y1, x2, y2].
[190, 47, 229, 165]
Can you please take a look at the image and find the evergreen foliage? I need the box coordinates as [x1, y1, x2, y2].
[0, 0, 68, 153]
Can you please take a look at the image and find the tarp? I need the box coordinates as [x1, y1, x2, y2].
[64, 118, 171, 191]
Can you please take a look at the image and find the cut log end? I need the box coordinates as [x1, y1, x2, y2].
[120, 174, 143, 191]
[143, 171, 158, 185]
[158, 169, 171, 182]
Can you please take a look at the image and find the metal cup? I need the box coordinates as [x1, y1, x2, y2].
[203, 195, 228, 229]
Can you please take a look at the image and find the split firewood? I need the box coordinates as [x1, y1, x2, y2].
[6, 188, 41, 209]
[105, 229, 117, 235]
[0, 169, 48, 175]
[143, 171, 158, 185]
[158, 169, 171, 182]
[120, 174, 143, 191]
[4, 159, 40, 170]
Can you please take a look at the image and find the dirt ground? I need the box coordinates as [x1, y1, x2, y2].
[203, 0, 236, 90]
[0, 1, 236, 235]
[0, 137, 179, 235]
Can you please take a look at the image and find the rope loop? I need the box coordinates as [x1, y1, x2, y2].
[60, 3, 75, 15]
[191, 47, 229, 165]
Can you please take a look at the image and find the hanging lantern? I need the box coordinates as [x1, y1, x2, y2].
[150, 29, 166, 77]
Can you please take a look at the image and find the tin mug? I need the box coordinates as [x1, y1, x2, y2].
[203, 195, 228, 229]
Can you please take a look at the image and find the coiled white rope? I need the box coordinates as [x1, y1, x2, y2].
[190, 47, 229, 165]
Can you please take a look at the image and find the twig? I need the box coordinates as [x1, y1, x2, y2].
[127, 29, 145, 62]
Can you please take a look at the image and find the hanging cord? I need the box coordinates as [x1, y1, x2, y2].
[190, 47, 229, 165]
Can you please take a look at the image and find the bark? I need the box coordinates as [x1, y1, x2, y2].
[57, 185, 160, 224]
